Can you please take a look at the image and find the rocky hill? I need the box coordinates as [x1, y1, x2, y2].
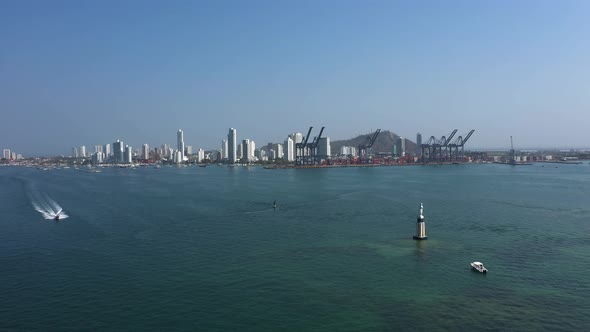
[331, 130, 417, 155]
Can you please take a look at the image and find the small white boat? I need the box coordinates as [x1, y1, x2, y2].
[470, 262, 488, 273]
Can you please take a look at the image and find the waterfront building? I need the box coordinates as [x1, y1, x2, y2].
[11, 152, 16, 160]
[94, 145, 103, 154]
[250, 141, 256, 159]
[3, 149, 11, 160]
[198, 148, 205, 163]
[177, 129, 185, 161]
[79, 146, 86, 158]
[242, 139, 251, 162]
[395, 137, 406, 157]
[237, 143, 243, 160]
[71, 147, 78, 158]
[318, 137, 331, 160]
[113, 140, 124, 164]
[16, 154, 22, 160]
[284, 136, 294, 161]
[103, 143, 111, 157]
[174, 150, 182, 164]
[416, 132, 422, 156]
[276, 143, 284, 159]
[92, 152, 104, 164]
[222, 139, 228, 159]
[185, 145, 192, 156]
[228, 128, 237, 163]
[142, 144, 149, 160]
[294, 132, 303, 144]
[124, 145, 132, 163]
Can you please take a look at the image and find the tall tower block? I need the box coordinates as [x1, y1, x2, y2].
[413, 203, 428, 240]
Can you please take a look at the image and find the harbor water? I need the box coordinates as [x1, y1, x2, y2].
[1, 164, 589, 331]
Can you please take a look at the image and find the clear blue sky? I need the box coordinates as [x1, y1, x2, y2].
[1, 0, 589, 156]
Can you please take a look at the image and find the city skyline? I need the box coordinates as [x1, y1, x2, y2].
[2, 1, 590, 155]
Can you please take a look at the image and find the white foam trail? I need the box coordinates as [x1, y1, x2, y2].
[30, 191, 69, 220]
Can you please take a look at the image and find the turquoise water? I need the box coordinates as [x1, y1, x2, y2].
[1, 164, 589, 331]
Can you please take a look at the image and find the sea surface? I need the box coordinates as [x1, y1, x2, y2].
[1, 163, 589, 331]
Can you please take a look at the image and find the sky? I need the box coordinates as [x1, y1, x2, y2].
[1, 0, 589, 156]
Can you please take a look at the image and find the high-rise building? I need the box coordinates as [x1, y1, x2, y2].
[284, 136, 294, 161]
[416, 133, 422, 156]
[71, 147, 78, 158]
[237, 143, 243, 160]
[242, 139, 250, 162]
[113, 140, 124, 164]
[124, 145, 132, 163]
[177, 129, 185, 161]
[277, 143, 284, 159]
[294, 132, 303, 144]
[198, 148, 205, 163]
[142, 144, 149, 160]
[92, 152, 104, 164]
[222, 139, 228, 159]
[11, 152, 16, 160]
[3, 149, 11, 160]
[94, 145, 103, 154]
[79, 146, 86, 158]
[103, 143, 111, 157]
[318, 137, 331, 160]
[269, 149, 277, 160]
[395, 137, 406, 157]
[228, 128, 237, 163]
[185, 145, 192, 156]
[250, 141, 256, 159]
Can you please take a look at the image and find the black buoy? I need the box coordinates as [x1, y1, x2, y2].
[273, 200, 277, 209]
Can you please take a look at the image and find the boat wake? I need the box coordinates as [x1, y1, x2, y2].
[30, 191, 69, 220]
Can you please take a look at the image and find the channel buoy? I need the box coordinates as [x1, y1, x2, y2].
[413, 203, 428, 240]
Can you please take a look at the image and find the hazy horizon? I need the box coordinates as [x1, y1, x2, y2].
[2, 1, 589, 156]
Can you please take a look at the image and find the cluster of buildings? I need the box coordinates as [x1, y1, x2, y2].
[71, 129, 204, 165]
[2, 148, 23, 161]
[221, 128, 331, 163]
[68, 127, 334, 165]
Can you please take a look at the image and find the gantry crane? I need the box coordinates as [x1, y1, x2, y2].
[358, 129, 381, 164]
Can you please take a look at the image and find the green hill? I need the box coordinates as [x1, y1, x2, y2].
[331, 130, 417, 155]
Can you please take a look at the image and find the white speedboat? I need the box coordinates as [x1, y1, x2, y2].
[470, 262, 488, 273]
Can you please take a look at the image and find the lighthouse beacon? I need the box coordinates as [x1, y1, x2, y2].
[413, 203, 428, 240]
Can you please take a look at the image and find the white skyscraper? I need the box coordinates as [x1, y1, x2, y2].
[318, 137, 331, 160]
[71, 147, 78, 158]
[3, 149, 11, 160]
[142, 144, 149, 160]
[250, 140, 256, 159]
[177, 129, 185, 161]
[228, 128, 237, 163]
[79, 146, 86, 158]
[294, 132, 303, 144]
[395, 137, 406, 157]
[277, 143, 284, 159]
[124, 145, 132, 163]
[242, 139, 250, 162]
[198, 148, 205, 163]
[185, 145, 193, 156]
[284, 136, 294, 161]
[222, 139, 228, 159]
[103, 143, 111, 157]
